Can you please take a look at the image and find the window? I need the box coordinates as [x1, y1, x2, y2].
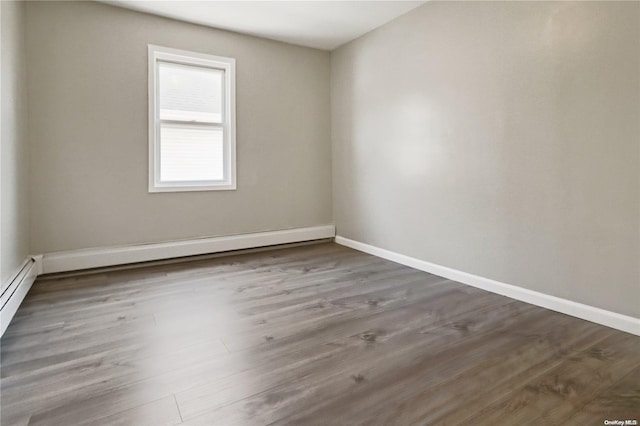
[148, 45, 236, 192]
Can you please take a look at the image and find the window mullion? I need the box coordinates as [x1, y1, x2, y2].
[159, 119, 223, 128]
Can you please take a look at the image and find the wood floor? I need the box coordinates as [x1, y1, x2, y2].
[1, 243, 638, 426]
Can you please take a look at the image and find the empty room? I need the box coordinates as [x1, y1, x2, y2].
[1, 0, 639, 424]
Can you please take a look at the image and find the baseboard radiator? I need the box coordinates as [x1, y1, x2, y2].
[0, 226, 335, 335]
[1, 257, 41, 337]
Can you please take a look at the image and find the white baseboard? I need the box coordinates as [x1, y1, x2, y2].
[1, 256, 42, 337]
[42, 225, 336, 274]
[335, 236, 640, 336]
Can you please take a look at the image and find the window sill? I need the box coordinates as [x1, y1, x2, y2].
[149, 183, 237, 193]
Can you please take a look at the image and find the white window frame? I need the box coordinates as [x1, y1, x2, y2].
[148, 45, 236, 192]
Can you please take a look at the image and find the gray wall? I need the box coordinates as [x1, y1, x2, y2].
[26, 1, 332, 254]
[332, 1, 640, 317]
[1, 0, 29, 284]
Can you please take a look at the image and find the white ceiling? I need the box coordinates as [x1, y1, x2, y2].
[100, 1, 426, 50]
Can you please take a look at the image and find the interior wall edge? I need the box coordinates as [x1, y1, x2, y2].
[1, 0, 30, 285]
[335, 236, 640, 337]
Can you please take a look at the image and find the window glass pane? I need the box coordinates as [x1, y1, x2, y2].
[160, 123, 224, 182]
[159, 62, 222, 123]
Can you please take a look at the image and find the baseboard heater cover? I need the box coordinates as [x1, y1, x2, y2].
[1, 256, 41, 337]
[41, 225, 336, 274]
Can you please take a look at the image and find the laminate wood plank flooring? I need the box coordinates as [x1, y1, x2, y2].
[1, 242, 638, 425]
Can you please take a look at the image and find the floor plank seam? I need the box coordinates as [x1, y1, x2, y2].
[173, 393, 184, 423]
